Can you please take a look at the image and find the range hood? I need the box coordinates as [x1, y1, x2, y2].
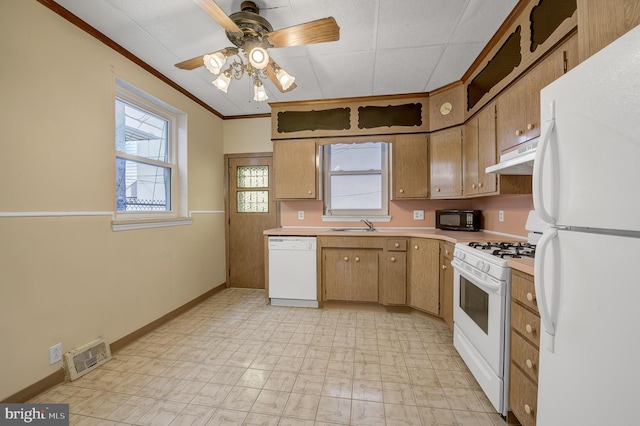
[485, 139, 538, 175]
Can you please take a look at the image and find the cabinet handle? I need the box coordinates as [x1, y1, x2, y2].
[524, 404, 533, 415]
[399, 188, 404, 193]
[445, 250, 450, 255]
[414, 245, 419, 250]
[355, 256, 360, 262]
[478, 182, 483, 188]
[525, 324, 534, 334]
[527, 123, 535, 130]
[344, 256, 349, 261]
[515, 130, 522, 136]
[442, 264, 447, 270]
[526, 359, 534, 369]
[526, 292, 535, 302]
[436, 188, 441, 192]
[472, 184, 476, 189]
[394, 242, 400, 248]
[390, 256, 396, 262]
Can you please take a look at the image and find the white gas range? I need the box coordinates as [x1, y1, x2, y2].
[451, 239, 536, 418]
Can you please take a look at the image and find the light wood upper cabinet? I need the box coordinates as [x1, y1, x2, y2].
[391, 134, 429, 199]
[408, 238, 440, 315]
[429, 82, 465, 131]
[497, 35, 576, 155]
[577, 0, 640, 62]
[273, 139, 317, 199]
[430, 127, 463, 198]
[464, 103, 497, 196]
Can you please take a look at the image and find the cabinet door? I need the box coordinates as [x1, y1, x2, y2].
[380, 251, 406, 305]
[352, 250, 379, 302]
[463, 116, 479, 196]
[496, 80, 528, 154]
[440, 242, 455, 330]
[274, 139, 317, 199]
[577, 0, 640, 62]
[323, 249, 352, 301]
[408, 239, 440, 315]
[323, 249, 378, 302]
[430, 127, 462, 198]
[391, 134, 429, 199]
[477, 103, 498, 194]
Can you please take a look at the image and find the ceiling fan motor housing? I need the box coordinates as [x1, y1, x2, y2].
[226, 1, 273, 48]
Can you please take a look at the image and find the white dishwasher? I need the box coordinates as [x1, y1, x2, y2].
[268, 236, 317, 308]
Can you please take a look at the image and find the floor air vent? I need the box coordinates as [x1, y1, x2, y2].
[63, 337, 112, 381]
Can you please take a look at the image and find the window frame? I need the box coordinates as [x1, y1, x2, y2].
[113, 79, 189, 230]
[321, 138, 391, 221]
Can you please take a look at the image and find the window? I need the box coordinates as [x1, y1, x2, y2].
[323, 142, 389, 218]
[114, 80, 187, 227]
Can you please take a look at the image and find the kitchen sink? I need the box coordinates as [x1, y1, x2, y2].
[330, 228, 377, 232]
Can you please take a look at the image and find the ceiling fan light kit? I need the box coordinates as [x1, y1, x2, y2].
[178, 0, 339, 102]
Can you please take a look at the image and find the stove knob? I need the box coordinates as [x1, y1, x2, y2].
[484, 264, 490, 272]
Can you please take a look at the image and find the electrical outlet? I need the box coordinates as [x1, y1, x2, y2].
[413, 210, 425, 220]
[499, 210, 504, 222]
[49, 343, 62, 365]
[297, 211, 304, 220]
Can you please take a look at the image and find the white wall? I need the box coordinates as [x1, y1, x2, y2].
[0, 1, 226, 400]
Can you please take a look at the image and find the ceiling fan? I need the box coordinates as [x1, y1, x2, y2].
[175, 0, 340, 101]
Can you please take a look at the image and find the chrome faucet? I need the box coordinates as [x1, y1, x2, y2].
[361, 219, 375, 231]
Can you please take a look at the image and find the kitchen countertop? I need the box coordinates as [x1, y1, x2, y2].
[508, 258, 535, 276]
[264, 227, 527, 244]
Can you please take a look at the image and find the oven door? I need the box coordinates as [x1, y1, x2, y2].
[452, 259, 507, 376]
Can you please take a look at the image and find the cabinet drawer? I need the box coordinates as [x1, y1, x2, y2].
[386, 239, 407, 251]
[509, 363, 538, 426]
[511, 331, 539, 384]
[512, 271, 538, 313]
[511, 302, 540, 347]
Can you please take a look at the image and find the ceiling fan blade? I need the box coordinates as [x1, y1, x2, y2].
[193, 0, 242, 35]
[265, 17, 339, 48]
[175, 54, 208, 70]
[267, 59, 297, 93]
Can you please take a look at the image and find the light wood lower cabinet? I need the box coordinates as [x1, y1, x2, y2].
[379, 239, 407, 305]
[509, 270, 540, 426]
[440, 242, 455, 330]
[323, 248, 379, 302]
[408, 238, 441, 315]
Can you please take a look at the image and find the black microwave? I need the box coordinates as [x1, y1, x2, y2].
[435, 210, 481, 231]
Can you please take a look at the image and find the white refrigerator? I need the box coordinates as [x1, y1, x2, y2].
[532, 24, 640, 425]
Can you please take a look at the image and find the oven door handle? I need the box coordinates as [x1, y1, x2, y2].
[451, 259, 502, 294]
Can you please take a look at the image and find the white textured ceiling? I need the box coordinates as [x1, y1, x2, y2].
[53, 0, 518, 117]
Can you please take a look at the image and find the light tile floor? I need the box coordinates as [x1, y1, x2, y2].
[31, 288, 513, 426]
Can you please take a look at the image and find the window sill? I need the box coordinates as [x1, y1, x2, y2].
[111, 217, 192, 232]
[321, 215, 391, 223]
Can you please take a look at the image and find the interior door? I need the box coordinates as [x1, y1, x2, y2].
[227, 155, 276, 288]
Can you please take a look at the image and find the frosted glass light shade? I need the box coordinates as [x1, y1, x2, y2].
[213, 72, 231, 93]
[249, 47, 269, 70]
[276, 68, 295, 91]
[253, 80, 268, 101]
[203, 51, 226, 75]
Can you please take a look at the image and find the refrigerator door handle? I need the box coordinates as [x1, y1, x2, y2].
[535, 228, 557, 352]
[533, 101, 556, 225]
